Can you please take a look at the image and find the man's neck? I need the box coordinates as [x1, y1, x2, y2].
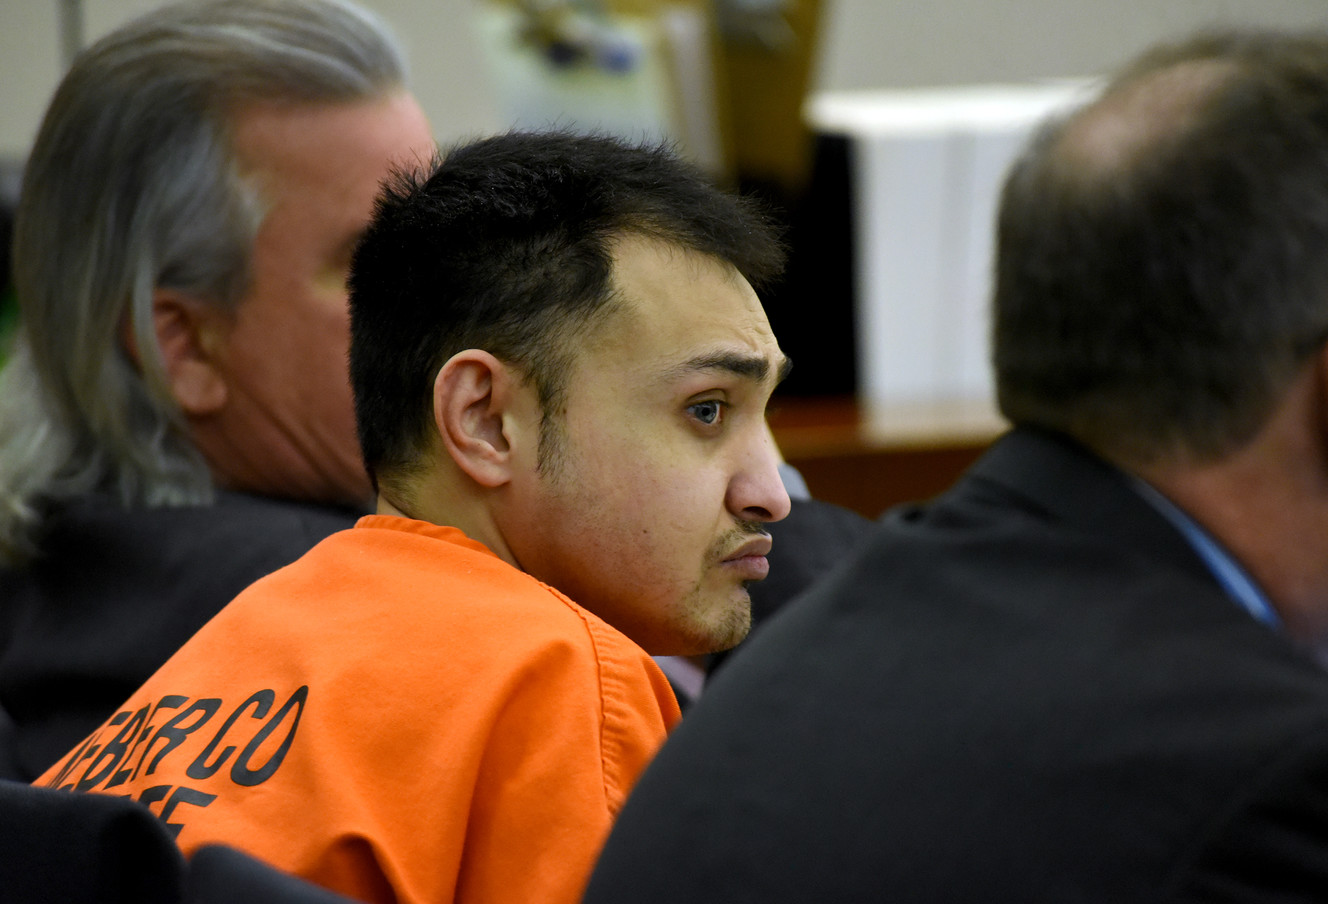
[1129, 368, 1328, 647]
[375, 482, 521, 571]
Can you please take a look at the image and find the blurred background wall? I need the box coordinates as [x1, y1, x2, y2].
[4, 1, 1327, 178]
[818, 0, 1328, 91]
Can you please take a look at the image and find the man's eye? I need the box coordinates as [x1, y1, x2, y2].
[688, 400, 723, 426]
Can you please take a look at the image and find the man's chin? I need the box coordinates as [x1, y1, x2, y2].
[684, 593, 753, 656]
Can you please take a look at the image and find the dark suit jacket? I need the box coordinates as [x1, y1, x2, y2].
[586, 428, 1328, 903]
[0, 491, 357, 780]
[0, 778, 360, 903]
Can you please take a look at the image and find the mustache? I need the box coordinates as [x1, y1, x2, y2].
[707, 520, 772, 562]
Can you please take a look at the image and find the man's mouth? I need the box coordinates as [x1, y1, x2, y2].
[720, 533, 773, 582]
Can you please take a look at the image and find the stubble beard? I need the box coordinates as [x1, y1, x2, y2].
[677, 520, 770, 653]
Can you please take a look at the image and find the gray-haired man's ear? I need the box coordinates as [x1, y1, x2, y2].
[135, 289, 229, 416]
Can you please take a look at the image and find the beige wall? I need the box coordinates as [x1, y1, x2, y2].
[4, 0, 1328, 161]
[0, 0, 500, 160]
[0, 2, 65, 160]
[815, 0, 1328, 92]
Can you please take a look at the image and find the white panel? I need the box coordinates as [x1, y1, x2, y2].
[815, 81, 1088, 407]
[950, 126, 1030, 401]
[852, 129, 954, 404]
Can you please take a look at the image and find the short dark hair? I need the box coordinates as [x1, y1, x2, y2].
[993, 30, 1328, 466]
[348, 130, 784, 487]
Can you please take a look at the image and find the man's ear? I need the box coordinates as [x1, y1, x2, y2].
[434, 350, 527, 488]
[124, 290, 229, 416]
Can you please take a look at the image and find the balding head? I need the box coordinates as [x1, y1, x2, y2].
[1056, 59, 1235, 182]
[993, 30, 1328, 469]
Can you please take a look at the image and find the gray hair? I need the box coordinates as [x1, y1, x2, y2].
[0, 0, 407, 565]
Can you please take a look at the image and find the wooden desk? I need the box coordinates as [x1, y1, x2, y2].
[769, 396, 1007, 518]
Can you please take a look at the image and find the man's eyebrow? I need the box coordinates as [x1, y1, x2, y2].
[665, 352, 793, 385]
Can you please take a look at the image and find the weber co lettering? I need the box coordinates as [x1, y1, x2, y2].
[42, 686, 308, 838]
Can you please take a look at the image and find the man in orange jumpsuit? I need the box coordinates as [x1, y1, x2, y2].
[39, 130, 792, 904]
